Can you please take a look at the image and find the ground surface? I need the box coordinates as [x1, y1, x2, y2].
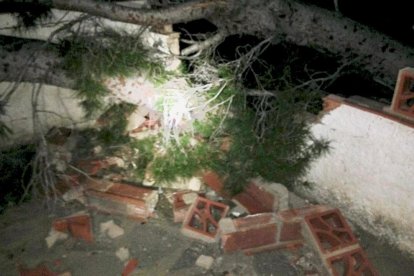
[0, 192, 413, 276]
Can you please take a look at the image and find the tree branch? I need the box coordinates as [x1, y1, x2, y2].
[180, 31, 226, 56]
[51, 0, 227, 26]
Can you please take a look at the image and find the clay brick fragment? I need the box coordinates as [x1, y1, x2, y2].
[18, 263, 55, 276]
[323, 95, 343, 112]
[280, 222, 302, 242]
[327, 247, 379, 276]
[304, 209, 358, 254]
[84, 178, 158, 222]
[391, 67, 414, 120]
[220, 213, 278, 253]
[172, 191, 197, 223]
[232, 182, 276, 214]
[202, 171, 230, 198]
[278, 205, 332, 222]
[181, 196, 229, 243]
[122, 258, 139, 276]
[53, 212, 93, 242]
[76, 159, 109, 176]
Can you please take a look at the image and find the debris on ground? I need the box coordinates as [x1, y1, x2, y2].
[195, 254, 214, 270]
[115, 247, 130, 262]
[45, 229, 68, 249]
[100, 220, 124, 239]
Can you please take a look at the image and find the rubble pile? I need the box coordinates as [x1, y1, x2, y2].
[31, 114, 379, 276]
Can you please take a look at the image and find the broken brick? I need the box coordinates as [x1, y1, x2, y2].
[300, 208, 378, 275]
[122, 258, 139, 276]
[52, 219, 69, 233]
[172, 191, 195, 223]
[323, 95, 343, 113]
[280, 222, 303, 242]
[53, 212, 93, 243]
[18, 263, 55, 276]
[390, 67, 414, 120]
[202, 171, 230, 198]
[278, 205, 332, 222]
[232, 182, 276, 214]
[76, 159, 110, 176]
[181, 196, 229, 243]
[84, 178, 158, 222]
[220, 213, 278, 253]
[304, 209, 358, 254]
[327, 247, 379, 276]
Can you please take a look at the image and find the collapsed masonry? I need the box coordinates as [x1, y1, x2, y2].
[54, 166, 378, 276]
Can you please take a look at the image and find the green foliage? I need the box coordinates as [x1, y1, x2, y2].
[60, 30, 166, 117]
[151, 135, 218, 184]
[193, 117, 220, 139]
[96, 102, 136, 147]
[217, 64, 235, 80]
[212, 86, 329, 194]
[130, 138, 156, 180]
[0, 144, 36, 213]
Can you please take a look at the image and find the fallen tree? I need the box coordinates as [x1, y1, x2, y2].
[1, 0, 412, 90]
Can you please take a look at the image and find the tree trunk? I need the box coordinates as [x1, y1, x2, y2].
[205, 0, 414, 88]
[1, 0, 413, 89]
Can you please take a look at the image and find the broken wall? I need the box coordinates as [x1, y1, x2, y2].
[302, 95, 414, 256]
[0, 82, 91, 149]
[0, 7, 180, 149]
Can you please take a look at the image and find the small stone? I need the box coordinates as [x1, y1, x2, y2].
[93, 145, 103, 155]
[230, 205, 247, 218]
[106, 156, 125, 168]
[116, 247, 130, 262]
[54, 159, 67, 172]
[46, 229, 68, 248]
[182, 192, 198, 205]
[188, 177, 202, 191]
[195, 255, 214, 270]
[100, 220, 124, 239]
[57, 272, 72, 276]
[62, 187, 86, 204]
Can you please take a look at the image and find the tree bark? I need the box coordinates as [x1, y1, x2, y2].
[205, 0, 414, 88]
[51, 0, 226, 26]
[1, 0, 414, 89]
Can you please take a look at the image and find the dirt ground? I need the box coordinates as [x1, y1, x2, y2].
[0, 192, 413, 276]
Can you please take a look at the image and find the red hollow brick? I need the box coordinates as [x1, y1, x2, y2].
[172, 191, 193, 223]
[327, 247, 379, 276]
[232, 182, 275, 214]
[202, 171, 230, 198]
[323, 95, 343, 113]
[181, 196, 229, 243]
[278, 205, 332, 222]
[304, 209, 358, 254]
[391, 67, 414, 120]
[84, 178, 158, 222]
[220, 213, 278, 253]
[279, 222, 303, 242]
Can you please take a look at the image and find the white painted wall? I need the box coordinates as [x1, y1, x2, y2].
[0, 82, 92, 150]
[0, 7, 181, 149]
[302, 101, 414, 255]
